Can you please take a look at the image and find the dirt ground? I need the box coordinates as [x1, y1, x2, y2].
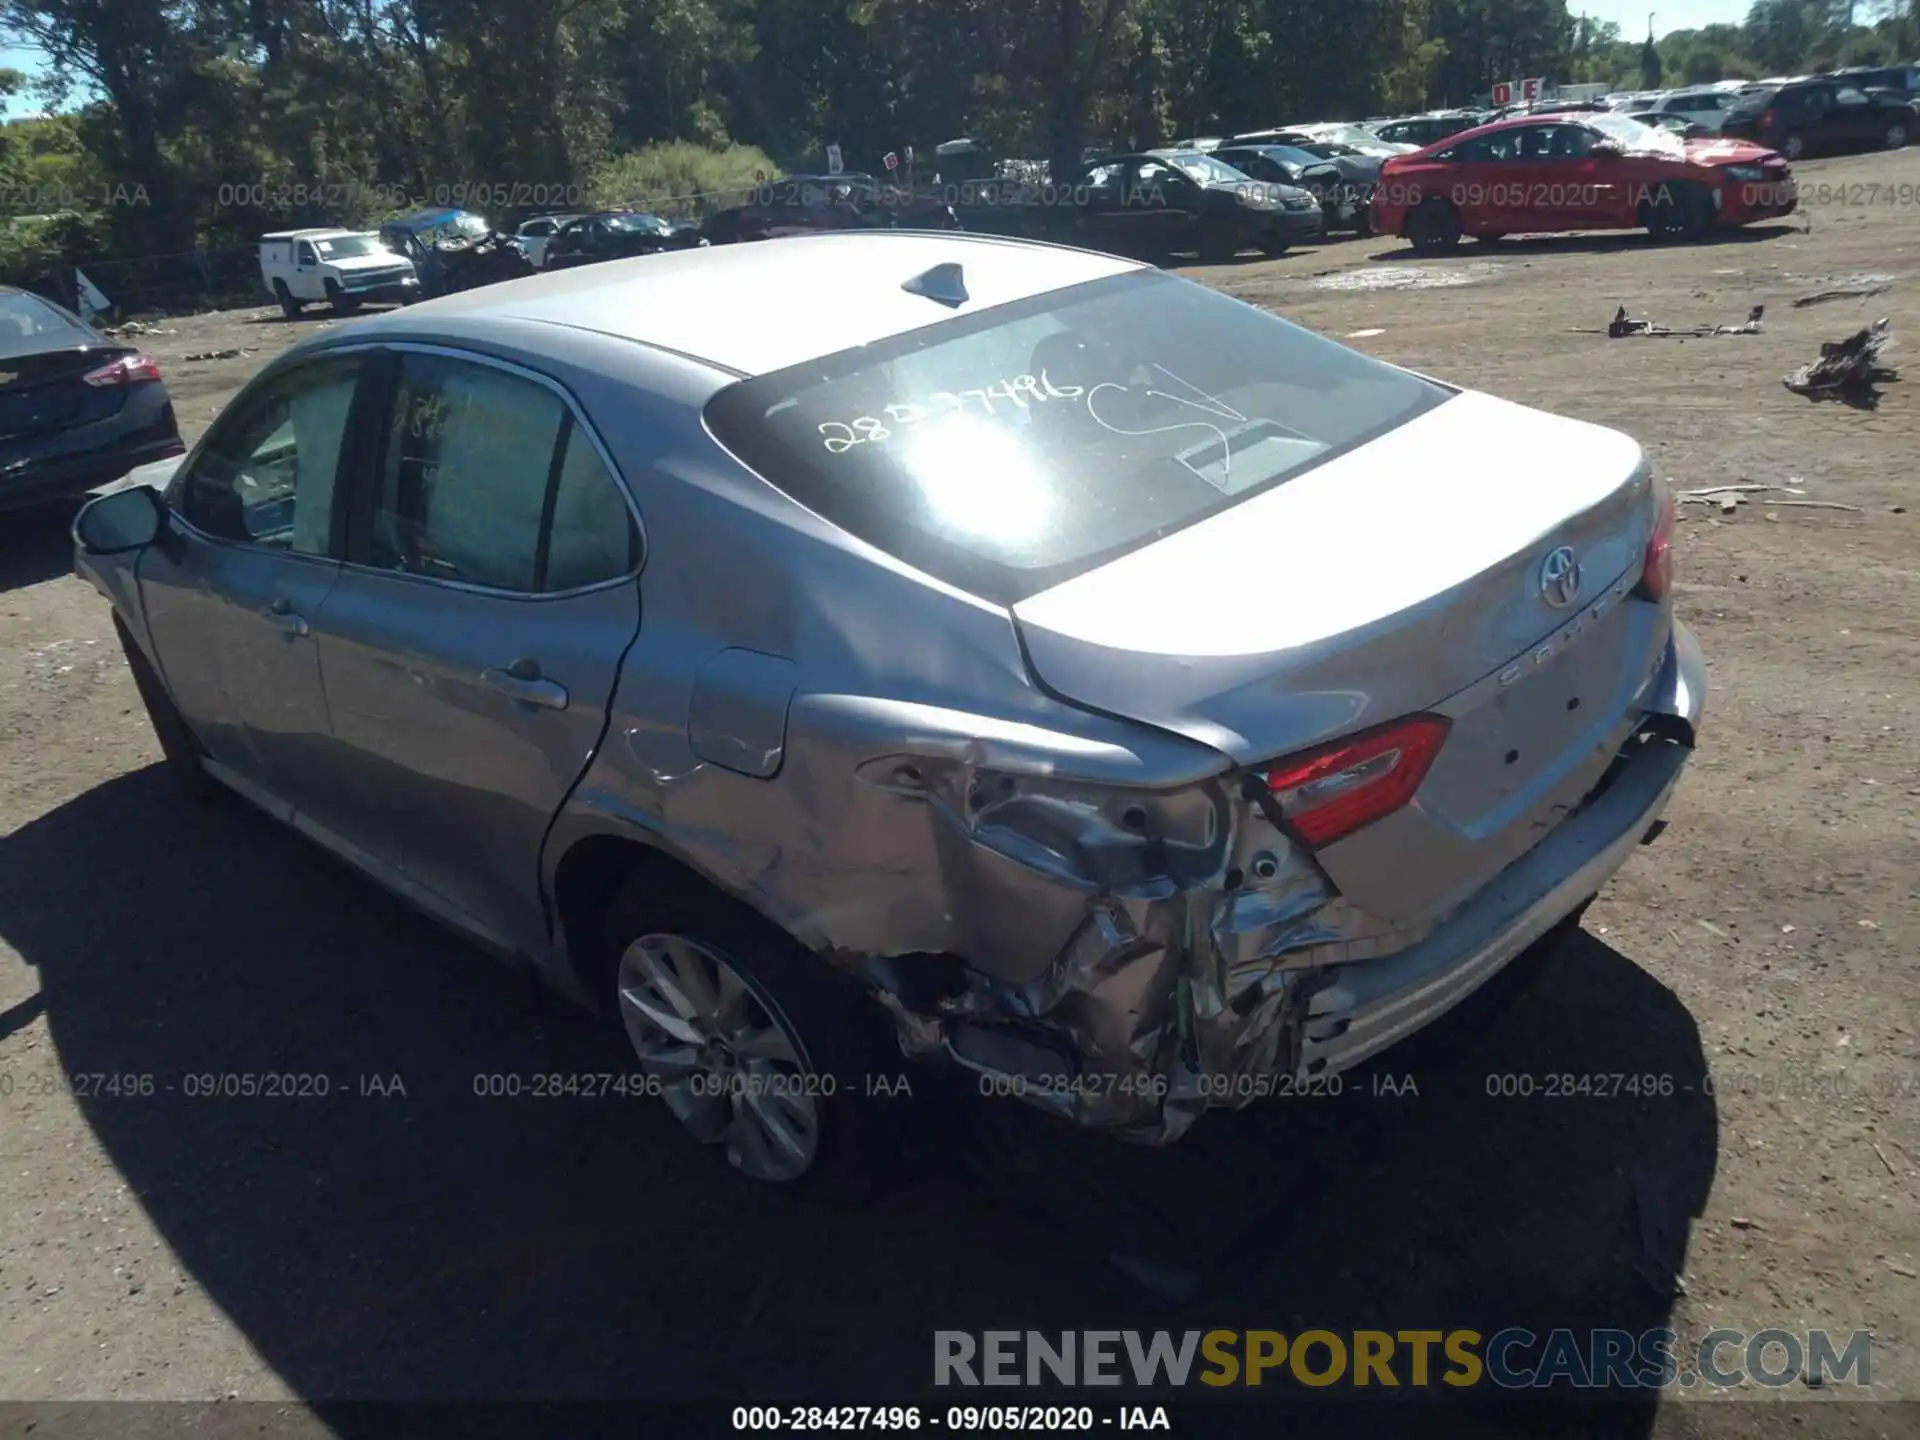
[1, 147, 1917, 1436]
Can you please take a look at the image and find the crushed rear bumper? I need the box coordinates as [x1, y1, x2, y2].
[927, 620, 1705, 1141]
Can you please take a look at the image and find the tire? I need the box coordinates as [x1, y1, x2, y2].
[1196, 213, 1240, 264]
[1644, 182, 1712, 244]
[1259, 234, 1290, 258]
[323, 279, 359, 314]
[1354, 202, 1374, 238]
[603, 876, 886, 1193]
[1780, 131, 1805, 161]
[113, 614, 216, 801]
[272, 279, 301, 320]
[1474, 231, 1507, 244]
[1885, 121, 1910, 151]
[1407, 197, 1463, 254]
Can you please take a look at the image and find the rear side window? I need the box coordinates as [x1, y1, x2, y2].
[705, 270, 1447, 605]
[366, 353, 636, 591]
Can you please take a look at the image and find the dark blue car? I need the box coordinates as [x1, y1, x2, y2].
[0, 286, 183, 513]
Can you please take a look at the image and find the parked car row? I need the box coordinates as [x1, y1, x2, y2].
[1599, 67, 1917, 158]
[249, 60, 1912, 326]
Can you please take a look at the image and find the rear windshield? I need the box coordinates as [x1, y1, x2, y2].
[0, 292, 81, 341]
[704, 270, 1449, 605]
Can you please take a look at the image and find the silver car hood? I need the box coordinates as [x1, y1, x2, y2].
[1012, 389, 1651, 764]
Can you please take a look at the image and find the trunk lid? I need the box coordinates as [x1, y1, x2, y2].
[0, 345, 132, 442]
[1013, 390, 1664, 919]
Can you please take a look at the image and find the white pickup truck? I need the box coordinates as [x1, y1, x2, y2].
[259, 228, 419, 317]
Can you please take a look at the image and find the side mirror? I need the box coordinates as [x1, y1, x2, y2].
[74, 483, 167, 555]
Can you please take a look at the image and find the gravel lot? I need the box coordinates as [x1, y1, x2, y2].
[2, 148, 1916, 1435]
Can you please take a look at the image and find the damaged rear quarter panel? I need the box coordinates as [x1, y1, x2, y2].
[536, 415, 1373, 1141]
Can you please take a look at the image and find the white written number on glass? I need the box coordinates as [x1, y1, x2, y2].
[819, 370, 1085, 453]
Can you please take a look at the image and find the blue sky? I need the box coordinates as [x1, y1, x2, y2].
[0, 3, 1761, 120]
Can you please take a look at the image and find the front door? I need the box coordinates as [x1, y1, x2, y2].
[138, 353, 365, 810]
[312, 348, 643, 957]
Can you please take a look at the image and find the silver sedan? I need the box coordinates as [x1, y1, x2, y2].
[74, 232, 1704, 1187]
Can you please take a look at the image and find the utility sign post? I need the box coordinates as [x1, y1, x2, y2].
[1491, 81, 1515, 106]
[826, 143, 843, 175]
[1520, 77, 1545, 102]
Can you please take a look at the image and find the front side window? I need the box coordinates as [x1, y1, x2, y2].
[176, 356, 359, 554]
[296, 242, 317, 265]
[705, 271, 1447, 605]
[366, 353, 635, 592]
[1836, 86, 1869, 105]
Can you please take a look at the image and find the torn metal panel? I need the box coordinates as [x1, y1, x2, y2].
[1784, 317, 1899, 406]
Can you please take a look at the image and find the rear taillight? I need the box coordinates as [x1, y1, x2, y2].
[82, 352, 162, 387]
[1262, 714, 1451, 848]
[1637, 481, 1676, 602]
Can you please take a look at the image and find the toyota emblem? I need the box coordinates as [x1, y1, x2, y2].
[1538, 546, 1582, 609]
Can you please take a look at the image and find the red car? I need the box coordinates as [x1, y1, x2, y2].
[1370, 111, 1797, 251]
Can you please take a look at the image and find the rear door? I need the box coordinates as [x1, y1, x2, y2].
[1071, 162, 1128, 250]
[1122, 158, 1202, 252]
[139, 352, 366, 809]
[1788, 83, 1833, 147]
[1829, 84, 1880, 145]
[312, 346, 642, 957]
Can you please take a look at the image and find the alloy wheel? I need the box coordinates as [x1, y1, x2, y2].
[617, 932, 821, 1182]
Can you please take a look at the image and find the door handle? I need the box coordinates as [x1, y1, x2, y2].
[263, 596, 309, 637]
[481, 658, 569, 711]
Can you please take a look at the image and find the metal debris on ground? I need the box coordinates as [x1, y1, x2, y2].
[1783, 318, 1898, 406]
[1678, 483, 1807, 499]
[1574, 304, 1765, 338]
[1792, 275, 1896, 308]
[181, 348, 247, 362]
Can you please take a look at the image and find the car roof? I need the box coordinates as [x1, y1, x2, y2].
[261, 228, 357, 241]
[347, 231, 1143, 377]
